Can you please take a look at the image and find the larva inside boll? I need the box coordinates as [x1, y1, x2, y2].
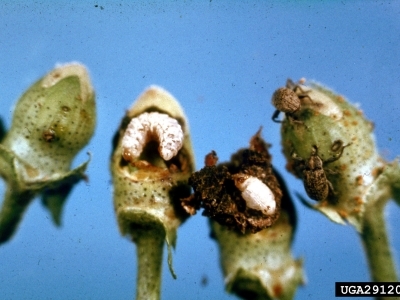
[121, 112, 184, 162]
[233, 174, 276, 215]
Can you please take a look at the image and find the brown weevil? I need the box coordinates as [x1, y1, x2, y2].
[292, 141, 351, 201]
[271, 78, 311, 123]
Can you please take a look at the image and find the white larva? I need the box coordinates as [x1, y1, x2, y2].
[233, 174, 276, 215]
[121, 112, 184, 162]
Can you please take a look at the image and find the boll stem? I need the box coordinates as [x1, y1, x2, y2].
[361, 202, 397, 284]
[0, 187, 34, 243]
[359, 161, 400, 285]
[134, 228, 164, 300]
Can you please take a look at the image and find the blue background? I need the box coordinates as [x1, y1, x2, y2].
[1, 1, 400, 299]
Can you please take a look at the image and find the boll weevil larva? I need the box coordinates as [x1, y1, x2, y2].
[233, 174, 276, 215]
[121, 111, 184, 162]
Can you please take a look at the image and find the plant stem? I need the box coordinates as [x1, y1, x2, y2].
[360, 198, 398, 300]
[360, 162, 400, 289]
[0, 187, 33, 244]
[133, 228, 164, 300]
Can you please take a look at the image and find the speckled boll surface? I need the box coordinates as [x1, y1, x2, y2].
[280, 80, 383, 229]
[2, 64, 96, 181]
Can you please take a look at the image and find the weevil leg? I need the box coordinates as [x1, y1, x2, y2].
[326, 179, 340, 204]
[325, 168, 338, 175]
[287, 114, 306, 127]
[286, 78, 296, 89]
[272, 110, 283, 123]
[291, 150, 304, 163]
[327, 180, 335, 195]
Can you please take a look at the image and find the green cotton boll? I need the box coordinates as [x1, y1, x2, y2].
[209, 169, 304, 300]
[1, 63, 96, 183]
[0, 63, 96, 243]
[111, 85, 195, 244]
[210, 212, 304, 300]
[110, 86, 195, 279]
[279, 80, 383, 231]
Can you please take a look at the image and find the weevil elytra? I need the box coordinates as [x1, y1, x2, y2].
[271, 79, 311, 123]
[292, 141, 351, 201]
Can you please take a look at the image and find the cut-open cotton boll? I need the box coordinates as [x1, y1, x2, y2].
[233, 174, 276, 215]
[121, 112, 184, 162]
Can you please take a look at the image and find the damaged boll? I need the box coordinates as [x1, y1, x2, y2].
[182, 129, 283, 233]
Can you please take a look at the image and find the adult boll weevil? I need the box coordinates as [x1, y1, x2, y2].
[292, 141, 351, 201]
[271, 79, 311, 123]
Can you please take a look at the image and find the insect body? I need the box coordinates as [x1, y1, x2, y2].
[271, 79, 310, 123]
[292, 141, 350, 201]
[233, 173, 276, 215]
[121, 111, 184, 163]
